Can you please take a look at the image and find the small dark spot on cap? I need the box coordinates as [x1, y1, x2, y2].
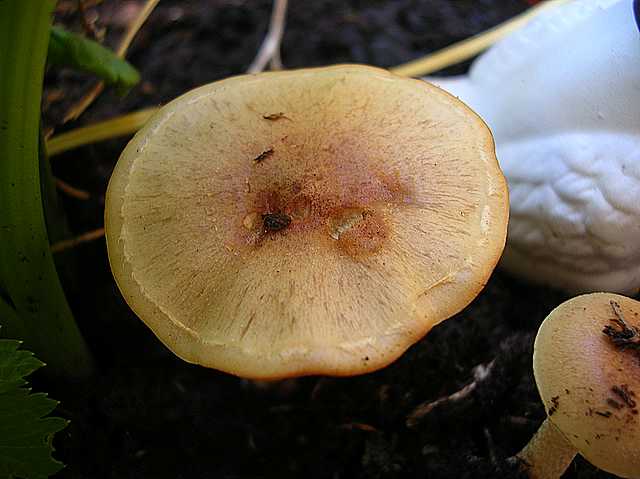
[263, 212, 291, 232]
[612, 385, 637, 408]
[607, 398, 623, 410]
[253, 148, 274, 164]
[595, 410, 612, 418]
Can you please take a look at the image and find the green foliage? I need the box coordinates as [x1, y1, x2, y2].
[0, 339, 67, 479]
[48, 26, 140, 94]
[0, 0, 92, 377]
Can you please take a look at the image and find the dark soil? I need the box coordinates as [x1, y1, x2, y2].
[39, 1, 613, 478]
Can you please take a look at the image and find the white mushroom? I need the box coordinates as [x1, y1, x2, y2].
[430, 0, 640, 294]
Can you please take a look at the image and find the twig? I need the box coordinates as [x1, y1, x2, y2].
[339, 423, 378, 432]
[47, 107, 159, 156]
[45, 0, 569, 156]
[55, 177, 90, 200]
[79, 0, 103, 41]
[389, 0, 571, 77]
[62, 0, 160, 123]
[63, 84, 106, 125]
[248, 0, 288, 73]
[51, 227, 105, 253]
[406, 360, 496, 428]
[269, 47, 283, 70]
[114, 0, 160, 57]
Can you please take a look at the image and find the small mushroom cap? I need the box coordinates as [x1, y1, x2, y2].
[534, 293, 640, 478]
[105, 65, 508, 379]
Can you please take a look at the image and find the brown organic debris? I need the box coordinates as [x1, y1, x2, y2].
[263, 212, 291, 232]
[406, 360, 495, 428]
[262, 112, 290, 121]
[611, 385, 637, 409]
[603, 300, 640, 351]
[594, 410, 612, 418]
[51, 227, 105, 253]
[607, 398, 623, 410]
[339, 423, 378, 433]
[253, 148, 274, 164]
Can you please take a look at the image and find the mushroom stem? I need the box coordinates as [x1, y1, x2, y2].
[516, 417, 576, 479]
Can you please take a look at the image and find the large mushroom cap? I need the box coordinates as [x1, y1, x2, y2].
[534, 293, 640, 478]
[105, 65, 508, 379]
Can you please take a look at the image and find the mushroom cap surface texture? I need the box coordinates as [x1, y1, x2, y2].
[105, 65, 508, 379]
[534, 293, 640, 478]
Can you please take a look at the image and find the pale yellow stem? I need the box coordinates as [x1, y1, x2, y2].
[47, 107, 158, 156]
[516, 417, 577, 479]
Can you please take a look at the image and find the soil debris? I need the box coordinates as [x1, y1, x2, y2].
[263, 212, 291, 231]
[603, 300, 640, 352]
[611, 385, 637, 409]
[607, 398, 623, 410]
[262, 112, 289, 121]
[253, 148, 274, 164]
[406, 359, 495, 427]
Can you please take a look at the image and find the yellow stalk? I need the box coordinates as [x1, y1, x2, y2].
[46, 107, 158, 156]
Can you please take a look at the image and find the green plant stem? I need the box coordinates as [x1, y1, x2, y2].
[0, 297, 25, 341]
[0, 0, 93, 377]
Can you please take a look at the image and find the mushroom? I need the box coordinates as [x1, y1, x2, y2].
[517, 292, 640, 478]
[105, 65, 508, 379]
[431, 0, 640, 294]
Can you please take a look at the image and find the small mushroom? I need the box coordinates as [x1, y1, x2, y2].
[517, 293, 640, 478]
[105, 65, 508, 379]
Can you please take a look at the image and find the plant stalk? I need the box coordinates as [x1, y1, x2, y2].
[0, 0, 93, 377]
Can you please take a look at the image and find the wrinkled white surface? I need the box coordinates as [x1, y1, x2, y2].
[430, 0, 640, 293]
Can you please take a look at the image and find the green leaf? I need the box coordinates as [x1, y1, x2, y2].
[48, 26, 140, 94]
[0, 340, 67, 479]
